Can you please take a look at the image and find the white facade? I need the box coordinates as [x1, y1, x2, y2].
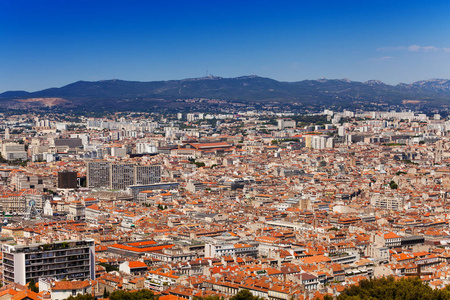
[136, 143, 157, 154]
[111, 147, 127, 158]
[205, 243, 235, 258]
[43, 200, 53, 216]
[2, 239, 95, 285]
[2, 143, 27, 160]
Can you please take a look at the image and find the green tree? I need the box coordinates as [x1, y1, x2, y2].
[230, 289, 262, 300]
[28, 279, 38, 293]
[109, 289, 155, 300]
[389, 180, 398, 189]
[195, 161, 206, 168]
[65, 295, 95, 300]
[103, 287, 110, 298]
[337, 277, 450, 300]
[193, 296, 222, 300]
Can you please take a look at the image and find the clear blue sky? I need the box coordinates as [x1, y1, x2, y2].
[2, 0, 450, 92]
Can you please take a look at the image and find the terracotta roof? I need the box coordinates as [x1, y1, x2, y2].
[12, 289, 40, 300]
[52, 280, 91, 291]
[384, 232, 401, 239]
[128, 261, 148, 269]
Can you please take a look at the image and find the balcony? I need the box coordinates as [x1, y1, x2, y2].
[28, 253, 89, 264]
[27, 260, 89, 272]
[28, 249, 89, 260]
[12, 241, 94, 254]
[3, 259, 14, 267]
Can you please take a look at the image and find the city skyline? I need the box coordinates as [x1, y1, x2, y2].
[2, 0, 450, 92]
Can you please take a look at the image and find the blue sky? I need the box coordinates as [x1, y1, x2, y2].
[2, 0, 450, 91]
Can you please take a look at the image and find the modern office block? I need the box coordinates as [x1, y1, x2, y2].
[58, 171, 78, 189]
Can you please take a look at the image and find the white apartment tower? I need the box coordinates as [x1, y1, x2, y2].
[2, 239, 95, 285]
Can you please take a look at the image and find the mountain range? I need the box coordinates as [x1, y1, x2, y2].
[1, 75, 450, 112]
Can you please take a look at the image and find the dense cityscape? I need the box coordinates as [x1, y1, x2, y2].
[0, 109, 448, 299]
[4, 0, 450, 298]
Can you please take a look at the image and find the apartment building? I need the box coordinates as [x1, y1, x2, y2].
[2, 239, 95, 285]
[134, 165, 161, 185]
[370, 194, 405, 211]
[205, 242, 258, 258]
[110, 163, 135, 190]
[86, 161, 110, 188]
[1, 143, 27, 161]
[0, 190, 46, 213]
[68, 201, 85, 221]
[87, 161, 161, 190]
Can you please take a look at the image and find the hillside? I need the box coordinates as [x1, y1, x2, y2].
[1, 76, 450, 112]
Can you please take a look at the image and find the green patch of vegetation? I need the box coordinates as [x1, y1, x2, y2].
[193, 296, 224, 300]
[292, 115, 328, 126]
[109, 289, 156, 300]
[272, 138, 300, 145]
[337, 276, 450, 300]
[402, 159, 418, 165]
[188, 158, 206, 168]
[28, 279, 38, 293]
[157, 204, 168, 210]
[98, 262, 119, 272]
[103, 287, 110, 298]
[389, 180, 398, 189]
[229, 289, 264, 300]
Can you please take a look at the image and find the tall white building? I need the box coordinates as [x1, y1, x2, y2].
[311, 136, 334, 150]
[187, 113, 196, 122]
[87, 161, 110, 188]
[338, 126, 345, 137]
[1, 143, 27, 161]
[4, 128, 10, 140]
[135, 165, 161, 185]
[277, 119, 296, 130]
[136, 143, 157, 154]
[110, 163, 135, 190]
[2, 239, 95, 285]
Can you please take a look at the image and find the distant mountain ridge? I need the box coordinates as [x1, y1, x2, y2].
[1, 76, 450, 111]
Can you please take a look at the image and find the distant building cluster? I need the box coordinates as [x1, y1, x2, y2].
[0, 109, 449, 299]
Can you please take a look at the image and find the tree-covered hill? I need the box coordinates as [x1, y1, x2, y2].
[2, 76, 450, 113]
